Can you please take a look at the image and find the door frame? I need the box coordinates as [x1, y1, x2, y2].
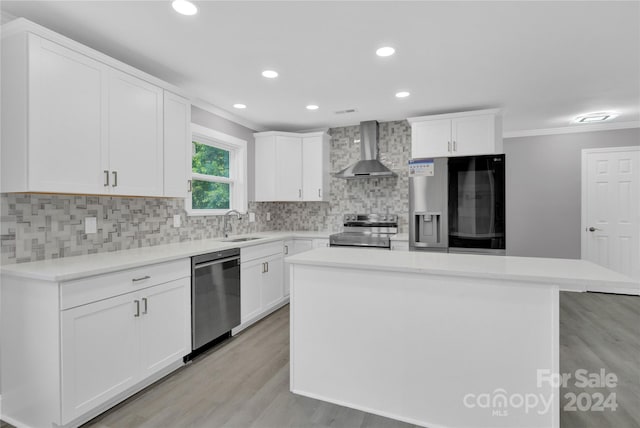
[580, 145, 640, 260]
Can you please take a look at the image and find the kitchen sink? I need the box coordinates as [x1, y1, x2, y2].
[223, 237, 263, 242]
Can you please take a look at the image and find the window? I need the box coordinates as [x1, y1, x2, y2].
[187, 124, 247, 215]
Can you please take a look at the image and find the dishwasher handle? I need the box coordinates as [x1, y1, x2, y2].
[194, 256, 240, 270]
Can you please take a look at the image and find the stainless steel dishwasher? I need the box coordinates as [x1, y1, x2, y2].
[191, 248, 241, 353]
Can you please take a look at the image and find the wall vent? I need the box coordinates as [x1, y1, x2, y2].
[334, 108, 358, 115]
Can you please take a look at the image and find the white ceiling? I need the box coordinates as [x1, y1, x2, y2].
[2, 1, 639, 133]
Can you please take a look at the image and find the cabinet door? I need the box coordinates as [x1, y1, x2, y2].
[254, 136, 277, 201]
[163, 91, 191, 198]
[302, 136, 325, 201]
[108, 69, 164, 196]
[262, 254, 284, 309]
[451, 115, 495, 156]
[61, 293, 139, 423]
[28, 35, 107, 194]
[241, 258, 263, 323]
[411, 120, 451, 159]
[139, 278, 190, 377]
[276, 136, 303, 201]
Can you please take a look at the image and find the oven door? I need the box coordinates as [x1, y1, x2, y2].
[447, 155, 505, 252]
[330, 233, 391, 249]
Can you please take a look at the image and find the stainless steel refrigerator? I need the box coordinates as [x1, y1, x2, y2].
[409, 154, 505, 254]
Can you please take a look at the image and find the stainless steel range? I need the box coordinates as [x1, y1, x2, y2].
[330, 214, 398, 249]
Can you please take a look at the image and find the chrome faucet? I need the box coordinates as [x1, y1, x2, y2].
[223, 209, 242, 238]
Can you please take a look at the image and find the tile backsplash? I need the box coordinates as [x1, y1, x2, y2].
[1, 120, 411, 265]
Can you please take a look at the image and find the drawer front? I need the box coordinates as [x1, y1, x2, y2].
[241, 241, 283, 263]
[61, 259, 190, 310]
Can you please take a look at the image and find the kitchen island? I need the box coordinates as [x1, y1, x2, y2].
[286, 248, 638, 428]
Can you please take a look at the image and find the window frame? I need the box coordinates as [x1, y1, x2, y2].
[187, 124, 247, 216]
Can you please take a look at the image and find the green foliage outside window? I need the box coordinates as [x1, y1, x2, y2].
[192, 141, 231, 210]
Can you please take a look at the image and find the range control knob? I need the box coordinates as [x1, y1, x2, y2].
[382, 215, 387, 221]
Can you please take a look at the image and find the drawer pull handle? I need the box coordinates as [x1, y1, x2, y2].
[132, 275, 151, 283]
[142, 297, 148, 314]
[134, 300, 140, 317]
[284, 245, 289, 255]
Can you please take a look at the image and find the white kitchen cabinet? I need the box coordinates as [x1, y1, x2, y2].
[302, 135, 330, 201]
[1, 20, 189, 197]
[163, 91, 191, 198]
[408, 109, 502, 159]
[313, 238, 331, 248]
[1, 259, 191, 428]
[1, 33, 107, 194]
[254, 131, 329, 202]
[238, 242, 286, 330]
[107, 69, 164, 196]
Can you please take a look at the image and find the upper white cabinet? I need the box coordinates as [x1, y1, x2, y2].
[408, 109, 503, 159]
[254, 131, 330, 202]
[107, 69, 164, 196]
[1, 20, 191, 197]
[163, 91, 191, 198]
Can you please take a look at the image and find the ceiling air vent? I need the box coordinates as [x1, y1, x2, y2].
[334, 108, 358, 115]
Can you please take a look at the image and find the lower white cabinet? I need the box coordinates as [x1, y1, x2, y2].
[283, 239, 314, 296]
[312, 238, 330, 248]
[0, 260, 190, 428]
[239, 242, 286, 329]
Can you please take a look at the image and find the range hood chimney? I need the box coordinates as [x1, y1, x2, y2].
[333, 121, 397, 179]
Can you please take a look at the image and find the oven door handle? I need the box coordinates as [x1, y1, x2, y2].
[194, 256, 240, 269]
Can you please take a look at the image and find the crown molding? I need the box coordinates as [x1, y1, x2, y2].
[504, 121, 640, 139]
[191, 99, 268, 132]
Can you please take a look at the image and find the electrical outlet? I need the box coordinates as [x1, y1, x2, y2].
[249, 212, 256, 222]
[173, 214, 181, 228]
[266, 212, 271, 221]
[85, 217, 97, 234]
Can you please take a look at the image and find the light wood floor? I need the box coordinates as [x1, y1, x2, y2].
[2, 291, 638, 428]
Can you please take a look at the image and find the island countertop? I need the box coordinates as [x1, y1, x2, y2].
[286, 247, 639, 294]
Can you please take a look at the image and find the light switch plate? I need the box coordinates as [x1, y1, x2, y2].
[249, 212, 256, 222]
[266, 212, 271, 221]
[173, 214, 181, 228]
[85, 217, 97, 234]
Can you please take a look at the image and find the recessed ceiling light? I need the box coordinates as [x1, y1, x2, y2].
[574, 112, 618, 123]
[172, 0, 197, 16]
[262, 70, 278, 79]
[233, 104, 246, 109]
[395, 91, 410, 98]
[306, 105, 319, 110]
[376, 46, 395, 57]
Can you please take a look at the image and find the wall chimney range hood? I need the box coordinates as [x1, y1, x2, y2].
[333, 121, 397, 179]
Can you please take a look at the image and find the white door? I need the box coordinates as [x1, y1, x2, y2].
[582, 147, 640, 280]
[107, 69, 164, 196]
[451, 114, 495, 156]
[28, 35, 107, 194]
[261, 254, 284, 309]
[276, 136, 303, 201]
[163, 91, 191, 198]
[411, 120, 451, 158]
[254, 135, 277, 201]
[60, 293, 139, 423]
[240, 258, 263, 323]
[302, 136, 324, 201]
[139, 279, 190, 377]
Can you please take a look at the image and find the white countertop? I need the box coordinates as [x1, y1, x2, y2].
[0, 231, 329, 282]
[286, 247, 639, 294]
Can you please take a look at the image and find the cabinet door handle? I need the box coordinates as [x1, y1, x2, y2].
[284, 245, 289, 255]
[134, 300, 140, 317]
[188, 180, 192, 192]
[453, 141, 457, 152]
[318, 188, 321, 198]
[104, 170, 110, 187]
[266, 262, 269, 273]
[132, 275, 151, 283]
[112, 171, 118, 187]
[261, 262, 266, 273]
[298, 189, 302, 199]
[142, 297, 148, 314]
[448, 141, 451, 152]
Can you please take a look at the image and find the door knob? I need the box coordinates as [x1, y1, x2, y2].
[587, 227, 601, 232]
